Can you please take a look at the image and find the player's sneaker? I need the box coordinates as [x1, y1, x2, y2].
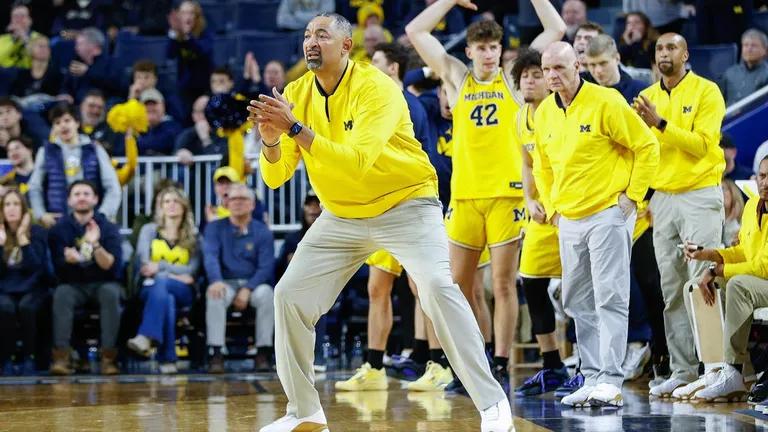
[515, 367, 570, 396]
[554, 370, 585, 397]
[480, 399, 514, 432]
[671, 369, 720, 400]
[750, 380, 768, 405]
[492, 364, 511, 394]
[407, 361, 452, 392]
[445, 376, 468, 395]
[335, 362, 388, 391]
[622, 342, 651, 381]
[386, 355, 426, 381]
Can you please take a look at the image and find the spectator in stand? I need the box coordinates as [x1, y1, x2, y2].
[62, 27, 119, 103]
[622, 0, 690, 35]
[561, 0, 587, 44]
[350, 3, 393, 62]
[205, 166, 238, 224]
[353, 24, 389, 62]
[722, 134, 753, 181]
[28, 104, 121, 227]
[48, 180, 123, 376]
[0, 3, 42, 69]
[127, 186, 199, 375]
[136, 88, 183, 156]
[572, 22, 603, 73]
[277, 0, 335, 31]
[0, 97, 49, 155]
[722, 178, 744, 247]
[239, 53, 287, 98]
[585, 35, 647, 101]
[203, 183, 275, 373]
[0, 136, 36, 197]
[51, 0, 107, 39]
[126, 60, 185, 124]
[721, 29, 768, 105]
[174, 95, 226, 165]
[167, 0, 214, 110]
[9, 35, 65, 100]
[0, 189, 49, 376]
[275, 192, 321, 280]
[78, 89, 105, 137]
[108, 0, 173, 38]
[619, 11, 658, 70]
[404, 0, 465, 39]
[210, 67, 235, 95]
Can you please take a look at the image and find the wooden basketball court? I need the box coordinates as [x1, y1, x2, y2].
[0, 370, 763, 431]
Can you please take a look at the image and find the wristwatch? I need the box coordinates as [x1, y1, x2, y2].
[708, 263, 717, 277]
[657, 118, 668, 132]
[288, 121, 304, 138]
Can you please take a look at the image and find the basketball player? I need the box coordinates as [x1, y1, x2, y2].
[534, 42, 659, 407]
[406, 0, 566, 391]
[250, 13, 512, 432]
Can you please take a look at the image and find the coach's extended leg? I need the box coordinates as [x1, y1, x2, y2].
[378, 199, 506, 411]
[274, 212, 373, 418]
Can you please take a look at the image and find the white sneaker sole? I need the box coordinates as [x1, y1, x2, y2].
[588, 395, 624, 408]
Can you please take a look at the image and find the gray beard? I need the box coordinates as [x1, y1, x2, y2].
[307, 57, 323, 70]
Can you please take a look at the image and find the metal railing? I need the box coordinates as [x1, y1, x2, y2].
[725, 82, 768, 120]
[114, 154, 309, 235]
[0, 155, 309, 235]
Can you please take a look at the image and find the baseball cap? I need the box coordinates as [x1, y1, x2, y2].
[213, 166, 241, 183]
[139, 88, 164, 104]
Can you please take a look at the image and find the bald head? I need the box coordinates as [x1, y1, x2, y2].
[655, 33, 689, 77]
[542, 42, 581, 96]
[657, 33, 688, 51]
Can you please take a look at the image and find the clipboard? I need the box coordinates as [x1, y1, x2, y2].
[688, 281, 725, 364]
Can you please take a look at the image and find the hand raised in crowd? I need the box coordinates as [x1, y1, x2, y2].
[455, 0, 479, 11]
[64, 247, 82, 264]
[40, 212, 61, 228]
[633, 95, 662, 129]
[83, 219, 101, 244]
[176, 148, 195, 166]
[622, 27, 642, 45]
[232, 287, 251, 311]
[527, 199, 546, 224]
[243, 52, 261, 83]
[16, 213, 31, 245]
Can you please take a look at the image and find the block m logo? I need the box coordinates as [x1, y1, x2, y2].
[579, 124, 591, 133]
[513, 208, 526, 222]
[344, 120, 354, 131]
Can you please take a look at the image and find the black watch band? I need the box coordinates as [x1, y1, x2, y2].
[288, 121, 303, 138]
[658, 118, 668, 132]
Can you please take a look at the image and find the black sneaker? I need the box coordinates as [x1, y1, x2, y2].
[445, 376, 468, 396]
[515, 367, 570, 396]
[492, 365, 510, 394]
[749, 381, 768, 404]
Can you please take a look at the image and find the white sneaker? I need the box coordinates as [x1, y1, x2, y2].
[259, 410, 328, 432]
[693, 365, 748, 403]
[127, 335, 152, 356]
[622, 343, 651, 381]
[480, 399, 514, 432]
[649, 377, 690, 398]
[563, 345, 579, 369]
[159, 362, 178, 374]
[671, 369, 720, 400]
[561, 384, 595, 408]
[587, 383, 624, 407]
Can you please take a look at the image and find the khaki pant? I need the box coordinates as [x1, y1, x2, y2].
[724, 275, 768, 366]
[650, 186, 724, 381]
[275, 198, 505, 418]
